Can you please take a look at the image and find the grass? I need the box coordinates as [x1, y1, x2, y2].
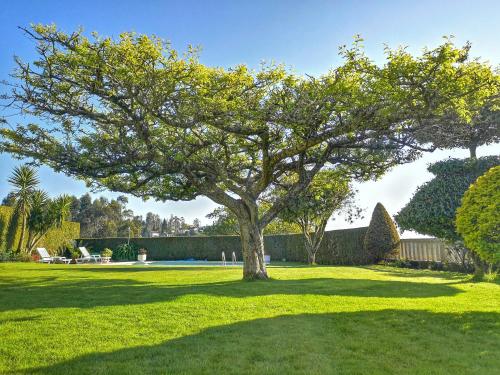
[0, 263, 499, 374]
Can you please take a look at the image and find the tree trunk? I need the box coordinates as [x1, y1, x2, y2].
[468, 143, 477, 159]
[471, 251, 485, 280]
[17, 210, 26, 253]
[301, 217, 328, 265]
[237, 205, 268, 280]
[303, 233, 317, 265]
[307, 252, 316, 265]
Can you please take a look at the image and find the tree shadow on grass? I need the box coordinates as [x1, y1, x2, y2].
[18, 310, 500, 375]
[0, 274, 463, 312]
[363, 266, 470, 281]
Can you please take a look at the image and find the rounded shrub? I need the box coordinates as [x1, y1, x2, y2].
[364, 203, 401, 262]
[456, 166, 500, 265]
[101, 248, 113, 258]
[395, 156, 499, 241]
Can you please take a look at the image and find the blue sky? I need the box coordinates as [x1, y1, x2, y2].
[1, 0, 499, 235]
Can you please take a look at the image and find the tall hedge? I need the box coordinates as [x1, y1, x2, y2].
[0, 206, 13, 251]
[364, 203, 400, 261]
[456, 166, 500, 264]
[79, 226, 370, 265]
[0, 205, 80, 254]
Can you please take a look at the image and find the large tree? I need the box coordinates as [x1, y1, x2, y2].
[1, 26, 498, 278]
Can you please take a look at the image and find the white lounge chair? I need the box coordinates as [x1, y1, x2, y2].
[77, 247, 101, 263]
[36, 248, 71, 264]
[36, 247, 53, 263]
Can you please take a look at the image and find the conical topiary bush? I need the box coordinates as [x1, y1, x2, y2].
[364, 203, 401, 262]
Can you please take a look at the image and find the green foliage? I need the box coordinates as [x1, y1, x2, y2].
[1, 208, 19, 253]
[396, 156, 500, 241]
[364, 203, 401, 261]
[204, 207, 239, 235]
[0, 249, 32, 262]
[70, 193, 144, 238]
[5, 211, 23, 251]
[80, 227, 370, 264]
[101, 248, 113, 258]
[0, 205, 80, 255]
[274, 170, 360, 264]
[278, 171, 354, 223]
[112, 243, 138, 261]
[40, 222, 80, 255]
[204, 205, 301, 236]
[456, 166, 500, 264]
[7, 165, 39, 252]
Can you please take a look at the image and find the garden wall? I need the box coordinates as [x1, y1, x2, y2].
[78, 226, 371, 265]
[0, 205, 80, 253]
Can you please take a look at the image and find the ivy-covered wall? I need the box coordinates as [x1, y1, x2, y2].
[79, 226, 371, 265]
[0, 205, 80, 253]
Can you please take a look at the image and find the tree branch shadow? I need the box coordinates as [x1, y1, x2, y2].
[0, 274, 464, 312]
[18, 310, 500, 374]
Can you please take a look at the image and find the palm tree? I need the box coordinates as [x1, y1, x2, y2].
[26, 193, 72, 253]
[51, 195, 72, 227]
[8, 165, 39, 252]
[25, 190, 49, 252]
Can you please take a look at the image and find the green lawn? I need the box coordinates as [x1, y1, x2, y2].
[0, 263, 498, 374]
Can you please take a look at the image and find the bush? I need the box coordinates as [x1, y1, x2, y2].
[113, 243, 138, 261]
[383, 258, 476, 274]
[456, 166, 500, 265]
[364, 203, 401, 261]
[396, 156, 499, 241]
[0, 249, 33, 262]
[101, 248, 113, 258]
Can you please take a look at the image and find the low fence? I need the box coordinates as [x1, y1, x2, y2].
[78, 226, 372, 265]
[398, 238, 448, 262]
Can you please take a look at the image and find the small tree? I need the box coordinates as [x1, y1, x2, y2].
[456, 166, 500, 266]
[364, 203, 400, 262]
[277, 170, 360, 264]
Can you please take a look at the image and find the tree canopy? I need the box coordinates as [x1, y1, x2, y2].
[204, 204, 301, 236]
[1, 25, 498, 278]
[395, 156, 500, 241]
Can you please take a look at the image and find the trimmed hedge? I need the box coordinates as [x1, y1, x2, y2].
[364, 203, 401, 261]
[0, 205, 80, 254]
[78, 226, 370, 265]
[0, 206, 12, 251]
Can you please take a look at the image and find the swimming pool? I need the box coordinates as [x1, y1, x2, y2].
[104, 260, 244, 266]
